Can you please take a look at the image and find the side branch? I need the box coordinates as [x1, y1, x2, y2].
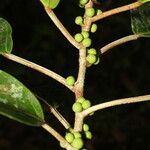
[91, 1, 143, 22]
[2, 53, 73, 91]
[101, 34, 141, 54]
[82, 94, 150, 117]
[42, 124, 77, 150]
[44, 8, 82, 50]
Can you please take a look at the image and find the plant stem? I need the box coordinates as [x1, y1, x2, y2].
[74, 48, 87, 97]
[44, 7, 82, 50]
[73, 0, 94, 132]
[51, 107, 71, 129]
[91, 1, 143, 22]
[101, 34, 141, 54]
[36, 95, 71, 129]
[82, 94, 150, 117]
[2, 53, 73, 91]
[42, 123, 77, 150]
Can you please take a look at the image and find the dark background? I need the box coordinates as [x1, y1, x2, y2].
[0, 0, 150, 150]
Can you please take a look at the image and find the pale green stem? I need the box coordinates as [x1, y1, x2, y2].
[2, 53, 73, 91]
[91, 1, 143, 22]
[101, 34, 141, 54]
[42, 124, 77, 150]
[44, 7, 82, 50]
[82, 94, 150, 117]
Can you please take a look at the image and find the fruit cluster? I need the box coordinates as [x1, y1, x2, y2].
[72, 97, 91, 112]
[60, 123, 92, 149]
[74, 0, 103, 66]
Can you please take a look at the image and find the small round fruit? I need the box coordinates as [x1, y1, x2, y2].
[85, 8, 95, 17]
[94, 57, 100, 65]
[76, 97, 85, 103]
[83, 124, 89, 132]
[72, 102, 83, 112]
[97, 9, 103, 15]
[88, 48, 97, 55]
[60, 142, 65, 148]
[91, 24, 98, 33]
[86, 54, 97, 64]
[81, 31, 89, 38]
[85, 131, 92, 139]
[82, 38, 92, 47]
[79, 0, 89, 6]
[71, 138, 84, 149]
[75, 16, 83, 25]
[74, 33, 84, 42]
[74, 132, 82, 138]
[82, 100, 91, 109]
[65, 133, 74, 143]
[66, 76, 75, 86]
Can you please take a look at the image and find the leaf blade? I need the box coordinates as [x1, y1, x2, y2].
[0, 70, 45, 126]
[131, 3, 150, 37]
[0, 18, 13, 53]
[40, 0, 60, 9]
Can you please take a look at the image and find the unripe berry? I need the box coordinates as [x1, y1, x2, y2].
[75, 16, 83, 25]
[65, 133, 74, 143]
[60, 142, 65, 148]
[88, 48, 97, 55]
[85, 131, 92, 139]
[74, 132, 82, 138]
[82, 100, 91, 109]
[85, 8, 95, 17]
[72, 102, 83, 112]
[66, 76, 75, 86]
[86, 54, 97, 64]
[76, 97, 85, 103]
[71, 138, 84, 149]
[91, 24, 98, 33]
[83, 124, 89, 132]
[97, 9, 103, 15]
[81, 31, 89, 38]
[94, 57, 100, 65]
[74, 33, 84, 42]
[79, 0, 89, 6]
[82, 38, 92, 47]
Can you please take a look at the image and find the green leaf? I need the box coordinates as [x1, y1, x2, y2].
[0, 18, 13, 53]
[139, 0, 150, 3]
[40, 0, 60, 9]
[131, 3, 150, 37]
[0, 70, 45, 126]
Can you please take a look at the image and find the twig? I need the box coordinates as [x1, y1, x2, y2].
[101, 34, 141, 54]
[2, 53, 73, 91]
[51, 107, 71, 129]
[91, 1, 143, 22]
[42, 123, 77, 150]
[35, 95, 71, 129]
[82, 94, 150, 117]
[44, 7, 82, 50]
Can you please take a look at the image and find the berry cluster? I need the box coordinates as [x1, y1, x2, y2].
[60, 123, 92, 149]
[83, 124, 92, 140]
[72, 97, 91, 112]
[63, 131, 84, 149]
[74, 0, 103, 66]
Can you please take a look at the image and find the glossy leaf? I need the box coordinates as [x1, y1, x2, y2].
[0, 18, 13, 53]
[0, 70, 45, 126]
[40, 0, 60, 9]
[131, 3, 150, 37]
[139, 0, 150, 3]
